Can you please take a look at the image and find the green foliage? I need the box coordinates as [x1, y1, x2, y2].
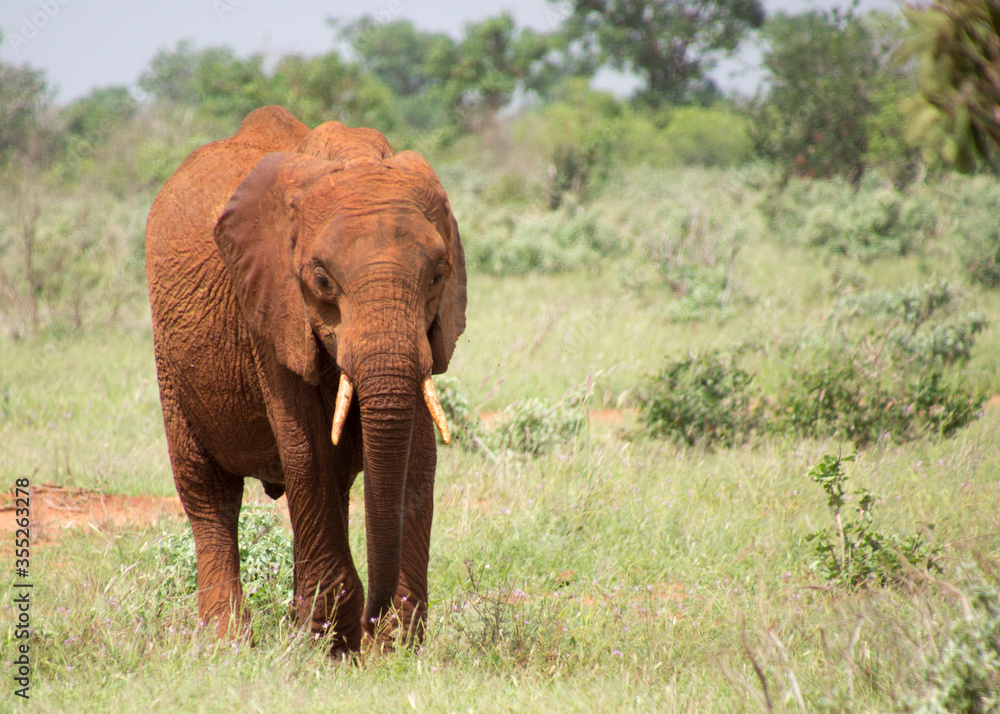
[638, 351, 759, 447]
[0, 171, 150, 336]
[272, 52, 399, 131]
[777, 344, 985, 447]
[423, 13, 563, 130]
[905, 584, 1000, 713]
[862, 12, 924, 186]
[833, 280, 988, 368]
[805, 454, 940, 587]
[546, 136, 613, 209]
[834, 280, 958, 326]
[947, 176, 1000, 289]
[559, 0, 765, 107]
[156, 505, 294, 623]
[339, 18, 449, 98]
[659, 106, 752, 167]
[137, 41, 398, 130]
[890, 312, 988, 367]
[750, 9, 879, 183]
[762, 178, 935, 261]
[337, 18, 453, 132]
[0, 56, 51, 161]
[437, 375, 593, 457]
[432, 374, 482, 447]
[900, 0, 1000, 171]
[466, 209, 620, 275]
[61, 86, 138, 145]
[635, 204, 747, 322]
[139, 41, 274, 119]
[481, 392, 587, 457]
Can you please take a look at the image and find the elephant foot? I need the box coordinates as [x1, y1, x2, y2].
[203, 603, 252, 644]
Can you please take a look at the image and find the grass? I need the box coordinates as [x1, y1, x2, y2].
[2, 161, 1000, 711]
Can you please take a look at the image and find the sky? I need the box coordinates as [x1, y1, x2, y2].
[0, 0, 900, 104]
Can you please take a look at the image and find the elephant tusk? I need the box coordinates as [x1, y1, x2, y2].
[422, 377, 451, 445]
[331, 373, 353, 446]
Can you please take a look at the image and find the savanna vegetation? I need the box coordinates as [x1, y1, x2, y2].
[2, 1, 999, 710]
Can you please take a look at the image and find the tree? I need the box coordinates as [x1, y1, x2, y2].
[272, 51, 399, 131]
[338, 18, 452, 97]
[557, 0, 765, 107]
[425, 13, 562, 128]
[749, 9, 879, 184]
[138, 41, 275, 119]
[61, 86, 138, 144]
[0, 30, 52, 161]
[899, 0, 1000, 171]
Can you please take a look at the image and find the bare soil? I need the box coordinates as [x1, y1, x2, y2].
[2, 483, 185, 542]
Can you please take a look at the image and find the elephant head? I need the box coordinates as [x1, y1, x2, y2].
[212, 132, 466, 634]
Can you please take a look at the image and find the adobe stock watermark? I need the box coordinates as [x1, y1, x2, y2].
[349, 0, 403, 42]
[213, 0, 247, 21]
[6, 0, 73, 51]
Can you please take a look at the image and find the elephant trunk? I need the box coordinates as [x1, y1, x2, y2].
[355, 361, 417, 637]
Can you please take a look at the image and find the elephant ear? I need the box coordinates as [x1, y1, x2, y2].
[214, 151, 342, 384]
[386, 150, 467, 374]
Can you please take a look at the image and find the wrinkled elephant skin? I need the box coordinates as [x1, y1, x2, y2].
[145, 106, 467, 654]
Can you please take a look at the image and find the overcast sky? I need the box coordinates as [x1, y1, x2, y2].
[1, 0, 900, 103]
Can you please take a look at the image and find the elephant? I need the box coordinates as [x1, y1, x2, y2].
[145, 105, 466, 654]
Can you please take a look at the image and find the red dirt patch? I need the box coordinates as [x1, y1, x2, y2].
[1, 484, 185, 542]
[479, 408, 636, 430]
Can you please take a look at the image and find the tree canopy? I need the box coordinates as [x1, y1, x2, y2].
[899, 0, 1000, 171]
[558, 0, 765, 106]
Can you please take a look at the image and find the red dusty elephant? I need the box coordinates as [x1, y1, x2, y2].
[145, 105, 466, 654]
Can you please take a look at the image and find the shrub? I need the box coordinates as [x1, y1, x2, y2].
[904, 584, 1000, 712]
[638, 351, 760, 447]
[433, 374, 482, 446]
[481, 395, 587, 457]
[761, 178, 936, 261]
[890, 312, 988, 367]
[657, 106, 752, 167]
[640, 208, 748, 322]
[466, 209, 620, 275]
[805, 454, 940, 588]
[833, 280, 958, 327]
[777, 352, 985, 446]
[155, 504, 294, 623]
[546, 136, 613, 209]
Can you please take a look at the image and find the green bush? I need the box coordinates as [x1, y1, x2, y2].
[948, 176, 1000, 289]
[833, 281, 988, 368]
[777, 353, 985, 447]
[433, 374, 482, 447]
[805, 454, 940, 588]
[890, 312, 988, 367]
[905, 584, 1000, 712]
[638, 207, 748, 322]
[155, 504, 294, 624]
[657, 106, 752, 167]
[466, 209, 620, 275]
[833, 281, 958, 326]
[481, 385, 589, 457]
[638, 351, 760, 447]
[761, 178, 937, 261]
[546, 137, 613, 209]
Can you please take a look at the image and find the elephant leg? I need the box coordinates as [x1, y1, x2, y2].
[259, 361, 364, 653]
[163, 403, 247, 638]
[391, 402, 436, 644]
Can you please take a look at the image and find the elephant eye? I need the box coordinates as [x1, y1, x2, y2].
[314, 272, 332, 292]
[430, 262, 446, 287]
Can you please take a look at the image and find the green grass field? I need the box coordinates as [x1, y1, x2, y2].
[2, 163, 999, 711]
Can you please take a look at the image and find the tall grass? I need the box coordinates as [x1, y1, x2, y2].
[2, 152, 999, 710]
